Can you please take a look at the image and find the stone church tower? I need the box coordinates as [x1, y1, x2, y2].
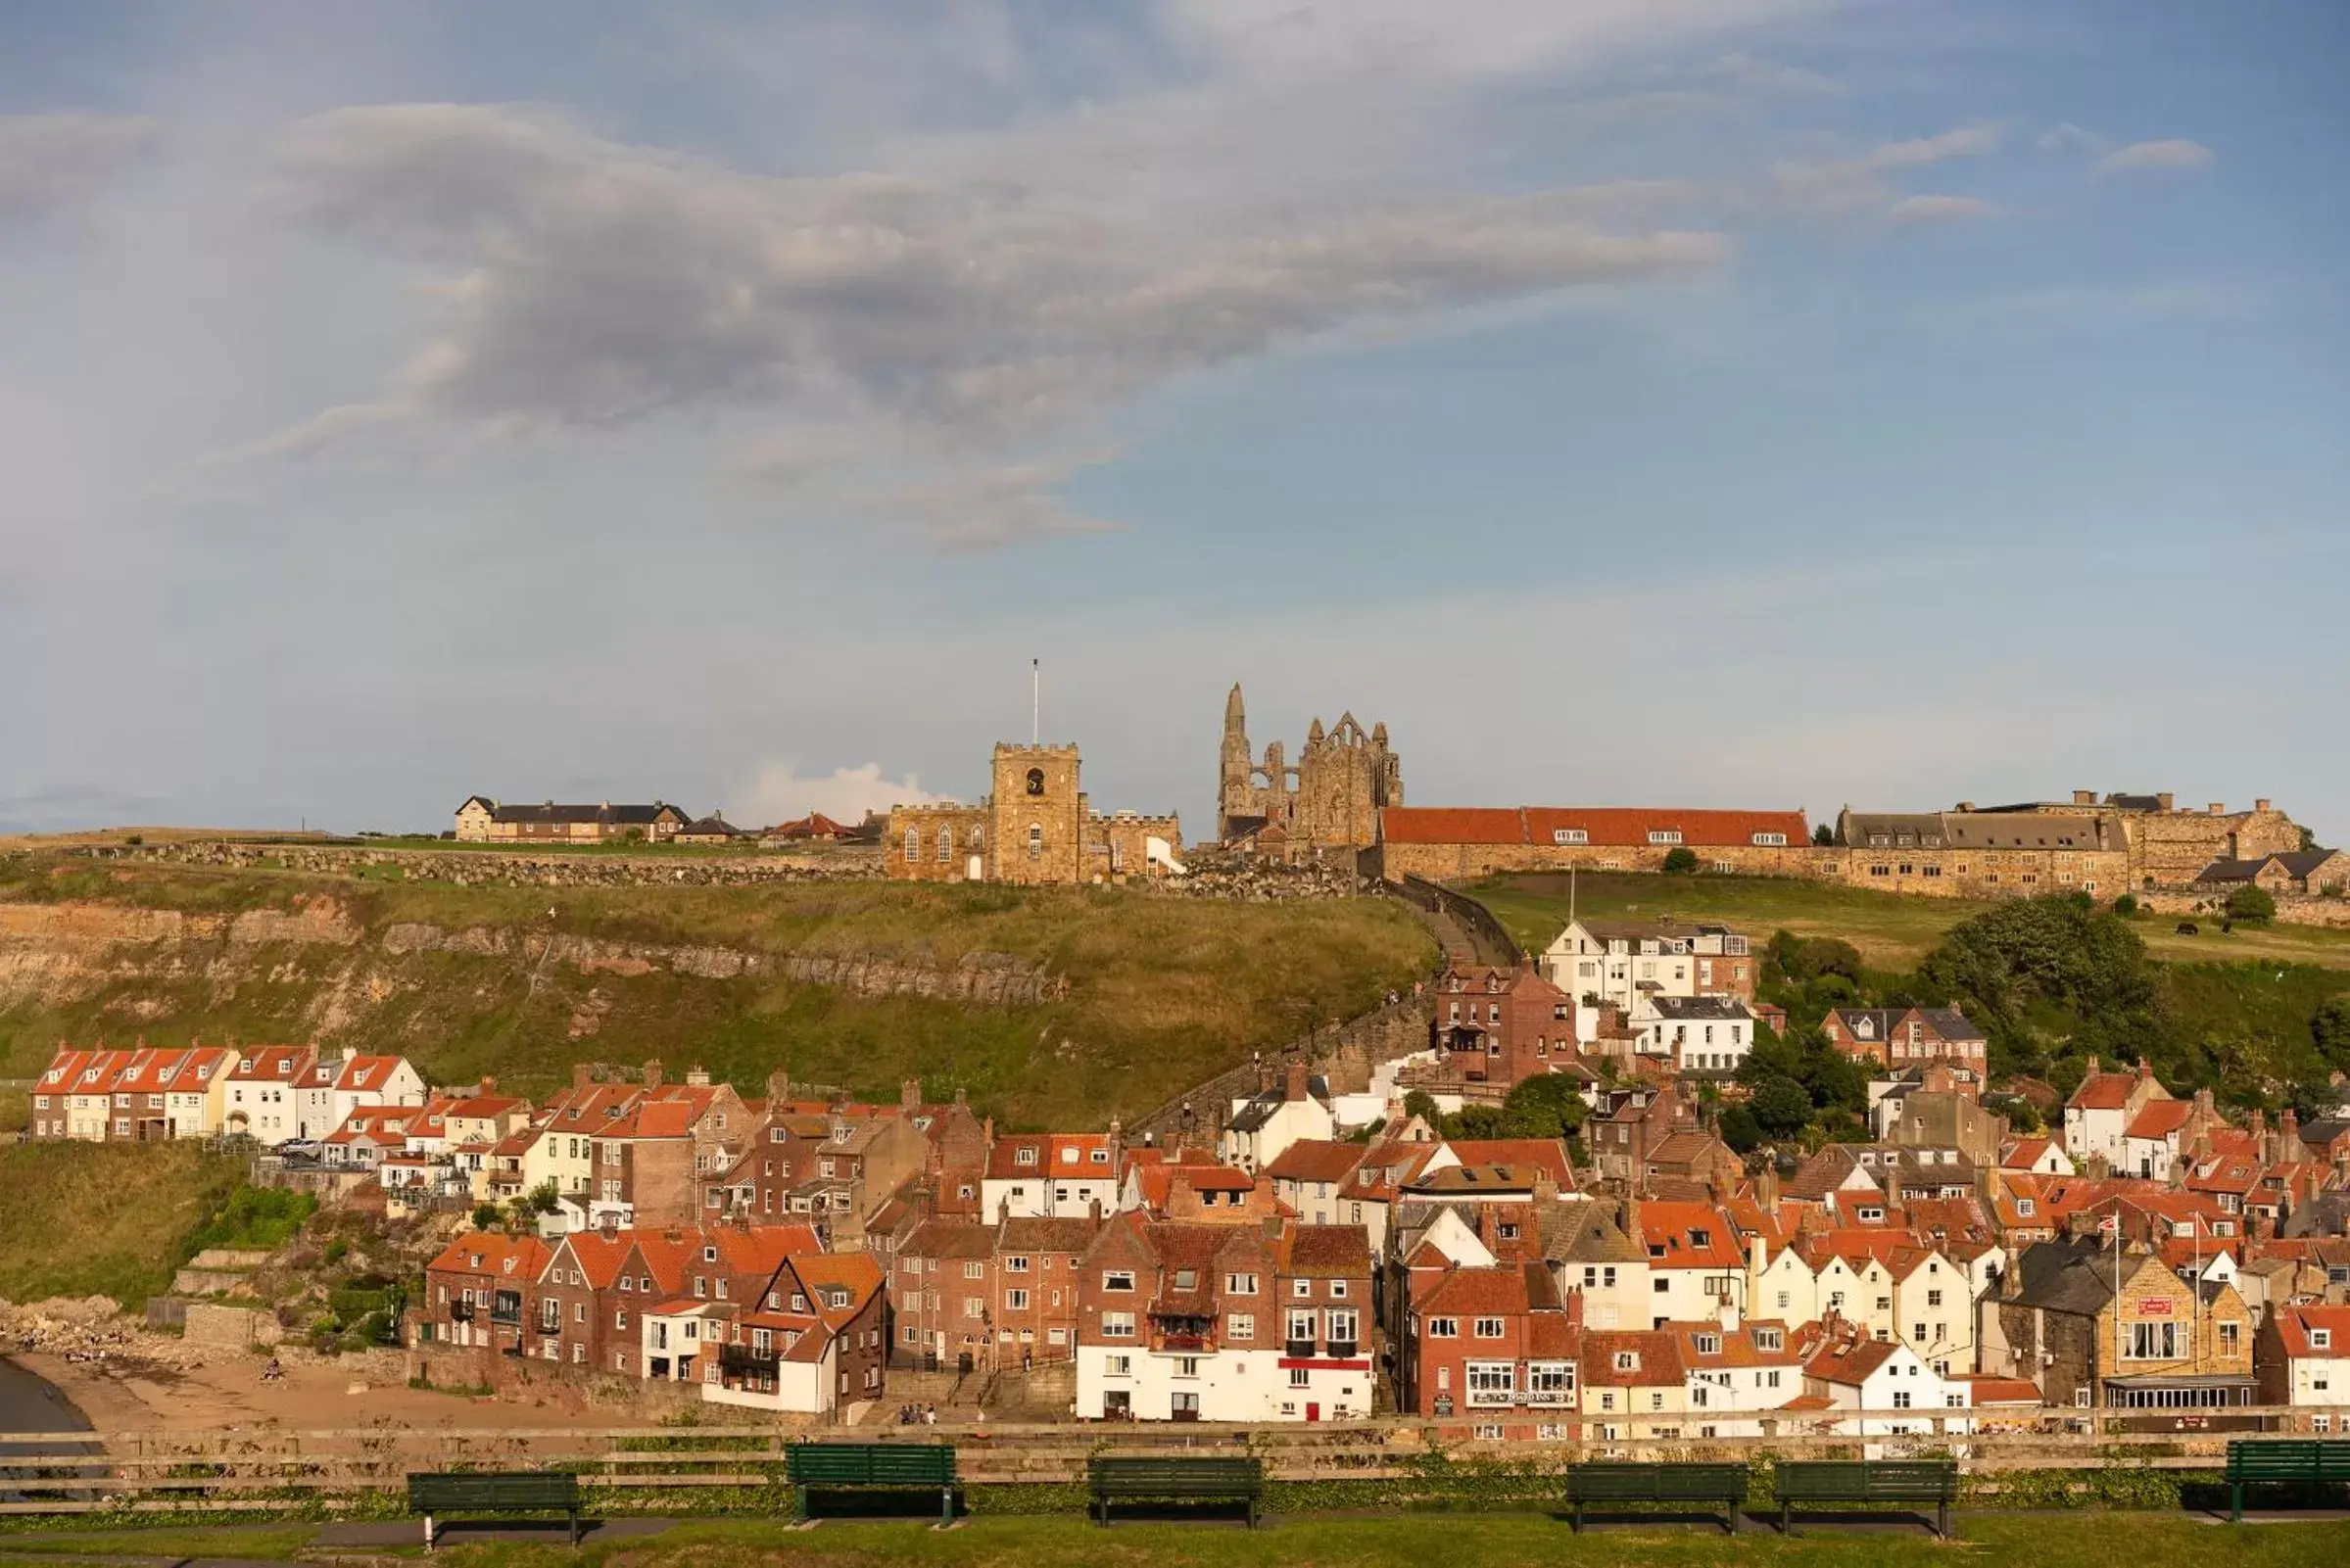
[1216, 683, 1403, 849]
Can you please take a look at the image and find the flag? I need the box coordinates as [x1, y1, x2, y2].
[2097, 1212, 2119, 1237]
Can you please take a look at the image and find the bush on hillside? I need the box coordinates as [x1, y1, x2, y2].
[1661, 847, 1701, 875]
[2227, 885, 2277, 925]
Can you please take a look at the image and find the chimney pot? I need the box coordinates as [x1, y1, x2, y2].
[2256, 798, 2273, 813]
[642, 1059, 662, 1089]
[902, 1078, 922, 1111]
[2209, 802, 2226, 816]
[2157, 793, 2175, 812]
[2074, 789, 2096, 806]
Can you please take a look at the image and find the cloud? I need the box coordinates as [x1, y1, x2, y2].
[1888, 193, 2000, 224]
[243, 103, 1725, 543]
[730, 762, 940, 827]
[1769, 122, 2002, 213]
[0, 114, 160, 224]
[853, 453, 1127, 551]
[2037, 121, 2103, 155]
[2098, 139, 2215, 173]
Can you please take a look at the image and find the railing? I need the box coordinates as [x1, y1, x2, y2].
[718, 1344, 780, 1376]
[1326, 1342, 1360, 1361]
[448, 1302, 475, 1322]
[1156, 1334, 1210, 1353]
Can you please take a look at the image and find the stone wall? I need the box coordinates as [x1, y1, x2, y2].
[67, 841, 883, 887]
[2127, 802, 2305, 887]
[1089, 813, 1182, 878]
[2137, 890, 2350, 929]
[184, 1302, 283, 1347]
[884, 804, 989, 882]
[1130, 996, 1431, 1144]
[1825, 844, 2133, 901]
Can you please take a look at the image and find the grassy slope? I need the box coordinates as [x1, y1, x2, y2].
[41, 1514, 2325, 1568]
[0, 1141, 246, 1305]
[1474, 872, 2350, 973]
[0, 856, 1433, 1129]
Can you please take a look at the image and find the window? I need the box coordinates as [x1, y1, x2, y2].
[1103, 1354, 1130, 1376]
[1613, 1351, 1639, 1371]
[1328, 1279, 1349, 1299]
[1226, 1312, 1255, 1341]
[1648, 830, 1683, 844]
[1102, 1270, 1134, 1292]
[1893, 1390, 1912, 1409]
[1005, 1289, 1030, 1310]
[2128, 1320, 2181, 1359]
[1466, 1361, 1515, 1405]
[1552, 829, 1588, 845]
[937, 831, 952, 863]
[1004, 1255, 1030, 1273]
[1528, 1362, 1574, 1401]
[1099, 1311, 1135, 1339]
[1694, 1333, 1720, 1355]
[1293, 1279, 1313, 1299]
[1289, 1367, 1312, 1389]
[1751, 832, 1788, 847]
[1426, 1317, 1458, 1338]
[1472, 1316, 1506, 1339]
[1027, 824, 1042, 856]
[903, 828, 920, 862]
[2306, 1327, 2326, 1351]
[1025, 767, 1045, 795]
[1225, 1272, 1257, 1295]
[963, 1260, 985, 1280]
[1326, 1308, 1360, 1346]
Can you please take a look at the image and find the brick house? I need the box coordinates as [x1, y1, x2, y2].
[1399, 1260, 1583, 1421]
[1821, 1007, 1989, 1073]
[890, 1213, 1100, 1372]
[1427, 962, 1578, 1089]
[419, 1232, 551, 1354]
[1074, 1213, 1376, 1422]
[702, 1252, 888, 1414]
[1984, 1238, 2255, 1409]
[533, 1228, 635, 1370]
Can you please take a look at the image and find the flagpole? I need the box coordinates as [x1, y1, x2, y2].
[1031, 659, 1039, 745]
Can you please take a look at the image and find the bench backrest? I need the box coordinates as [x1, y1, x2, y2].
[787, 1444, 957, 1486]
[1775, 1460, 1955, 1500]
[1565, 1462, 1747, 1500]
[2227, 1441, 2350, 1481]
[1088, 1456, 1263, 1485]
[408, 1473, 580, 1512]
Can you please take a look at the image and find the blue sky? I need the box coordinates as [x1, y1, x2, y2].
[1, 1, 2343, 839]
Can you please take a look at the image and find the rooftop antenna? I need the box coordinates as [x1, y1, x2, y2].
[1031, 657, 1039, 745]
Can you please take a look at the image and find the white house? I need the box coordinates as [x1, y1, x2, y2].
[2062, 1058, 2166, 1168]
[222, 1045, 316, 1144]
[2120, 1099, 2195, 1183]
[982, 1132, 1121, 1219]
[2261, 1306, 2350, 1422]
[1629, 996, 1755, 1074]
[299, 1051, 427, 1141]
[1800, 1327, 1973, 1437]
[1635, 1202, 1748, 1328]
[1220, 1066, 1335, 1175]
[1541, 920, 1755, 1044]
[1673, 1319, 1803, 1437]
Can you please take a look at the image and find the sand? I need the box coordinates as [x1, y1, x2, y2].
[14, 1348, 595, 1434]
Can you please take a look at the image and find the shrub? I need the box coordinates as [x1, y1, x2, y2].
[2112, 893, 2138, 917]
[2227, 884, 2277, 925]
[1661, 847, 1700, 875]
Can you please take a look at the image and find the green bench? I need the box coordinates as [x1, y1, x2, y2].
[1087, 1455, 1265, 1528]
[406, 1471, 583, 1549]
[1773, 1459, 1959, 1539]
[1562, 1461, 1748, 1534]
[2227, 1439, 2350, 1524]
[785, 1443, 958, 1525]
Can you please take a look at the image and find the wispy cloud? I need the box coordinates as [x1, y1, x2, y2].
[1888, 192, 2000, 224]
[2098, 138, 2215, 173]
[0, 114, 160, 225]
[730, 761, 939, 826]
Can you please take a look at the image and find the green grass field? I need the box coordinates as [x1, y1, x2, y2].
[0, 855, 1434, 1130]
[1474, 873, 2350, 973]
[0, 1140, 247, 1305]
[0, 1513, 2340, 1568]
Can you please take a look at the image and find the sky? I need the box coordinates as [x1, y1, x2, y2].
[2, 1, 2345, 840]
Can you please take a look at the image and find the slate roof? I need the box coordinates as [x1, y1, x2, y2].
[2008, 1237, 2122, 1316]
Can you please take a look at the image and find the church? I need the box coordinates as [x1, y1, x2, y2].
[1216, 684, 1404, 853]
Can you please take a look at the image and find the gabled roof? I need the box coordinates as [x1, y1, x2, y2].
[2269, 1306, 2350, 1358]
[1444, 1139, 1575, 1188]
[1802, 1332, 1902, 1385]
[428, 1231, 552, 1280]
[1636, 1202, 1742, 1270]
[2068, 1070, 2142, 1112]
[1263, 1139, 1370, 1186]
[2125, 1100, 2195, 1140]
[1580, 1329, 1685, 1386]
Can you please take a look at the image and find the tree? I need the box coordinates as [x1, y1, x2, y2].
[2112, 893, 2138, 918]
[1917, 895, 2165, 1074]
[1750, 1074, 1813, 1139]
[2312, 996, 2350, 1072]
[469, 1202, 502, 1231]
[2227, 884, 2277, 925]
[1661, 846, 1701, 875]
[526, 1180, 561, 1215]
[1812, 823, 1835, 847]
[1501, 1073, 1588, 1140]
[1402, 1090, 1443, 1127]
[1716, 1103, 1764, 1154]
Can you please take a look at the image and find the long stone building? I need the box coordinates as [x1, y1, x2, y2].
[1216, 684, 1402, 852]
[887, 743, 1181, 886]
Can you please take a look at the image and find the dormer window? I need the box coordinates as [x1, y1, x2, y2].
[1614, 1351, 1639, 1371]
[1016, 1148, 1037, 1166]
[1090, 1148, 1109, 1164]
[2314, 1329, 2332, 1351]
[1754, 1327, 1783, 1352]
[1694, 1333, 1720, 1355]
[702, 1246, 718, 1262]
[1060, 1148, 1079, 1165]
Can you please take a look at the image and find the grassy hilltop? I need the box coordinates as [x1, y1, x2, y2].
[0, 853, 1435, 1130]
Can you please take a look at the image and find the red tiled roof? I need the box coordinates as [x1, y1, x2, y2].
[1379, 808, 1526, 845]
[2068, 1071, 2139, 1112]
[1443, 1139, 1576, 1189]
[2272, 1306, 2350, 1358]
[428, 1231, 552, 1280]
[1635, 1202, 1742, 1270]
[1264, 1140, 1370, 1185]
[2124, 1101, 2194, 1139]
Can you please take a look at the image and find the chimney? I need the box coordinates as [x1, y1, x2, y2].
[1284, 1062, 1309, 1103]
[1758, 1162, 1781, 1211]
[572, 1064, 595, 1091]
[1956, 801, 1976, 813]
[766, 1068, 791, 1105]
[1088, 1197, 1103, 1223]
[1621, 1193, 1643, 1247]
[1564, 1286, 1585, 1329]
[2136, 1057, 2152, 1079]
[685, 1065, 710, 1088]
[2084, 1054, 2100, 1076]
[2073, 789, 2096, 806]
[2157, 792, 2175, 812]
[983, 1117, 996, 1147]
[643, 1059, 663, 1090]
[2208, 802, 2226, 816]
[480, 1075, 497, 1095]
[2256, 798, 2273, 813]
[902, 1078, 923, 1112]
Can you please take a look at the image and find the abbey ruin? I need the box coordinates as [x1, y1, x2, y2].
[1216, 684, 1404, 853]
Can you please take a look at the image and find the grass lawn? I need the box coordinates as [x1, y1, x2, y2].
[2, 1513, 2340, 1568]
[0, 1140, 247, 1305]
[1473, 873, 2350, 974]
[0, 1525, 319, 1557]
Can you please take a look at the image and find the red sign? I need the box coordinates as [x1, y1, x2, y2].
[2136, 1298, 2175, 1317]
